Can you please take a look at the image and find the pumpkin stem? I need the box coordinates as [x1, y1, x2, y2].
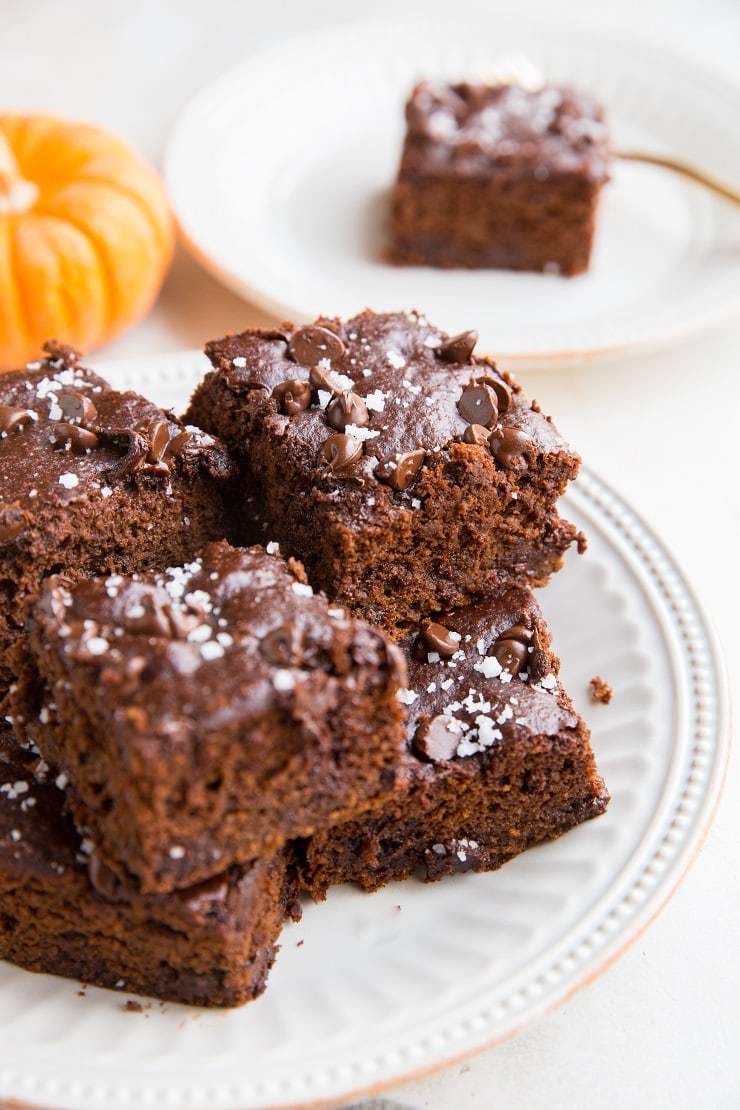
[0, 130, 39, 216]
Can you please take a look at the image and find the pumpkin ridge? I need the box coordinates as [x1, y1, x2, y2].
[23, 208, 111, 345]
[38, 206, 117, 324]
[8, 223, 38, 357]
[63, 171, 173, 260]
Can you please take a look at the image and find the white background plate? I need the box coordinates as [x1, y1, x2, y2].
[0, 352, 730, 1109]
[164, 16, 740, 369]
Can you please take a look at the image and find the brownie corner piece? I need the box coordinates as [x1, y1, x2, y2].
[186, 310, 582, 632]
[0, 341, 235, 689]
[8, 540, 407, 893]
[298, 586, 609, 898]
[387, 80, 611, 275]
[0, 723, 297, 1008]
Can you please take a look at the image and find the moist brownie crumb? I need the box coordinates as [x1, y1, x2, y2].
[387, 80, 610, 275]
[0, 341, 235, 693]
[0, 724, 298, 1008]
[186, 310, 583, 634]
[590, 676, 613, 704]
[298, 587, 609, 897]
[8, 541, 407, 893]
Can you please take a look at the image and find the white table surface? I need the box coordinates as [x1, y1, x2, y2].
[1, 1, 738, 1107]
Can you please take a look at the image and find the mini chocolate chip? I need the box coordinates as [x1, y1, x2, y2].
[0, 503, 29, 544]
[318, 433, 363, 471]
[385, 642, 408, 688]
[437, 329, 478, 363]
[375, 449, 425, 491]
[473, 374, 512, 415]
[326, 391, 369, 431]
[272, 379, 312, 415]
[51, 423, 99, 454]
[144, 419, 171, 464]
[309, 364, 341, 395]
[462, 423, 491, 446]
[492, 637, 529, 675]
[260, 623, 303, 666]
[123, 591, 177, 638]
[288, 325, 345, 365]
[420, 622, 460, 658]
[88, 853, 128, 903]
[489, 426, 535, 471]
[490, 377, 512, 414]
[458, 382, 498, 428]
[0, 404, 37, 434]
[57, 391, 97, 425]
[162, 429, 193, 459]
[498, 621, 533, 645]
[413, 714, 460, 763]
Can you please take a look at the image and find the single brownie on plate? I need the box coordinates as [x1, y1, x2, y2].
[0, 341, 234, 691]
[298, 586, 609, 897]
[7, 541, 407, 893]
[186, 310, 584, 634]
[0, 724, 299, 1008]
[387, 80, 610, 275]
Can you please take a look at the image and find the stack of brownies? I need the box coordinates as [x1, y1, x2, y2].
[0, 311, 608, 1008]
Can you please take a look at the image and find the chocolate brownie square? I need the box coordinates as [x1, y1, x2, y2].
[0, 341, 234, 691]
[0, 725, 299, 1008]
[387, 81, 610, 275]
[298, 587, 609, 897]
[7, 541, 407, 893]
[186, 310, 584, 633]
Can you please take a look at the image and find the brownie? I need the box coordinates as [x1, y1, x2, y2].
[298, 587, 609, 897]
[387, 81, 610, 275]
[7, 541, 407, 893]
[185, 310, 584, 634]
[0, 725, 299, 1008]
[0, 341, 234, 692]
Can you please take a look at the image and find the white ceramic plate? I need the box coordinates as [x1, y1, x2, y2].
[0, 354, 729, 1110]
[164, 17, 740, 369]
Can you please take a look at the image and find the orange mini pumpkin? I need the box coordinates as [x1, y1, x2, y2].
[0, 114, 175, 371]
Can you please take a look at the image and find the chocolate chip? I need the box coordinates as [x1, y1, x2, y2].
[272, 379, 312, 416]
[50, 423, 99, 454]
[288, 325, 345, 365]
[472, 374, 512, 416]
[162, 429, 193, 459]
[420, 622, 460, 658]
[318, 433, 363, 471]
[309, 364, 341, 395]
[413, 714, 460, 762]
[144, 419, 171, 464]
[260, 623, 303, 666]
[88, 853, 128, 903]
[57, 391, 97, 425]
[385, 642, 408, 688]
[437, 330, 478, 363]
[0, 405, 37, 434]
[122, 591, 177, 638]
[462, 423, 491, 446]
[458, 382, 498, 428]
[491, 622, 532, 675]
[0, 503, 30, 544]
[375, 449, 425, 491]
[326, 391, 369, 431]
[498, 621, 533, 644]
[492, 638, 529, 675]
[489, 426, 535, 471]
